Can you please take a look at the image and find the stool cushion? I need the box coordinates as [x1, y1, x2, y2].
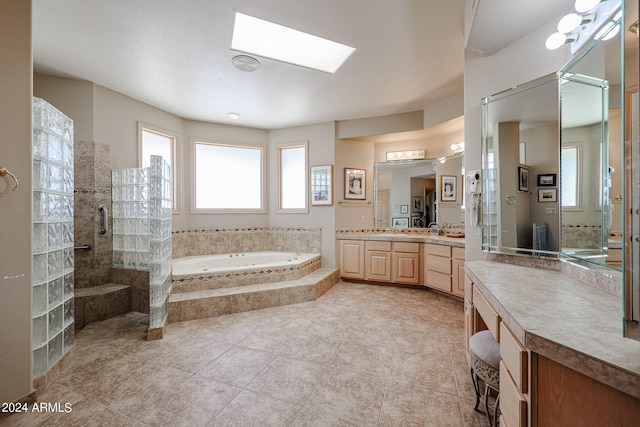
[469, 330, 501, 369]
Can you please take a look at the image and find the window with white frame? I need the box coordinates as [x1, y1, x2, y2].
[277, 141, 308, 213]
[191, 140, 266, 213]
[561, 144, 581, 209]
[138, 122, 179, 212]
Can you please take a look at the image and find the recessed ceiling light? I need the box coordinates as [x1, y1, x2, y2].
[231, 55, 260, 72]
[231, 12, 356, 74]
[227, 112, 241, 120]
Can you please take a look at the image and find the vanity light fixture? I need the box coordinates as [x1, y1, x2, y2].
[546, 0, 620, 51]
[386, 149, 426, 162]
[575, 0, 605, 13]
[450, 141, 465, 153]
[546, 32, 579, 50]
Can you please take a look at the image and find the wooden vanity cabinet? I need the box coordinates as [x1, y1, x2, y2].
[425, 243, 465, 296]
[339, 239, 422, 285]
[425, 243, 452, 292]
[452, 246, 466, 297]
[365, 241, 391, 282]
[339, 240, 365, 280]
[391, 242, 421, 285]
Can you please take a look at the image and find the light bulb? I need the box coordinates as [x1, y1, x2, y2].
[575, 0, 601, 13]
[450, 143, 458, 151]
[546, 32, 568, 50]
[558, 13, 582, 33]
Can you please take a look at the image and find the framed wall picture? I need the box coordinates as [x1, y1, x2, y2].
[310, 165, 333, 205]
[400, 204, 409, 214]
[412, 196, 423, 213]
[538, 188, 557, 202]
[537, 173, 556, 186]
[518, 166, 530, 192]
[441, 175, 457, 202]
[412, 215, 424, 228]
[392, 217, 409, 228]
[344, 168, 366, 200]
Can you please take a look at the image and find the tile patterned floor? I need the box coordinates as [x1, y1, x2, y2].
[2, 281, 489, 426]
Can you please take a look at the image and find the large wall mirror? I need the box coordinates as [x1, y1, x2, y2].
[482, 74, 561, 255]
[374, 155, 464, 229]
[482, 0, 640, 340]
[482, 7, 623, 265]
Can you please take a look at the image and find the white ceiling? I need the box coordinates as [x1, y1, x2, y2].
[32, 0, 595, 133]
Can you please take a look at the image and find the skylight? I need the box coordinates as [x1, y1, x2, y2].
[231, 13, 356, 74]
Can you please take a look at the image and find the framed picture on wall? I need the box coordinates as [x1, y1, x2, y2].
[310, 165, 333, 206]
[441, 175, 457, 202]
[412, 196, 423, 213]
[412, 215, 424, 228]
[518, 166, 530, 192]
[400, 204, 409, 214]
[538, 188, 557, 202]
[537, 173, 556, 186]
[344, 168, 366, 200]
[392, 217, 409, 228]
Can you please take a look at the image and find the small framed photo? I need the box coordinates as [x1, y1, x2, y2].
[344, 168, 366, 200]
[441, 175, 457, 202]
[518, 166, 530, 192]
[310, 165, 333, 206]
[392, 217, 409, 228]
[538, 188, 557, 202]
[400, 204, 409, 214]
[412, 215, 424, 228]
[537, 173, 556, 187]
[412, 196, 423, 213]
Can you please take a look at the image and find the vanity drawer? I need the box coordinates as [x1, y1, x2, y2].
[365, 241, 391, 251]
[427, 270, 452, 292]
[393, 241, 420, 253]
[452, 246, 465, 259]
[426, 243, 451, 257]
[426, 254, 451, 274]
[473, 286, 500, 341]
[464, 275, 473, 302]
[500, 322, 528, 393]
[500, 361, 527, 427]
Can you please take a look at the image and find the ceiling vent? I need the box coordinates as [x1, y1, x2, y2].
[232, 55, 260, 72]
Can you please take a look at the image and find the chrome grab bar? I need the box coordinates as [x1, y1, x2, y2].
[99, 204, 109, 235]
[74, 244, 92, 251]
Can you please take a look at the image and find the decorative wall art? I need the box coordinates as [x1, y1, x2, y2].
[310, 165, 333, 205]
[344, 168, 366, 200]
[441, 175, 457, 202]
[518, 166, 530, 192]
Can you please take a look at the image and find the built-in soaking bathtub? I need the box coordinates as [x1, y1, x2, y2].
[171, 251, 321, 293]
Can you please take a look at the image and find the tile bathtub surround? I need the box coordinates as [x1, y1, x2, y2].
[1, 282, 487, 427]
[172, 227, 322, 258]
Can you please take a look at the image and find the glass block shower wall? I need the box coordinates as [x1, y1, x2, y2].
[112, 155, 172, 331]
[32, 97, 75, 377]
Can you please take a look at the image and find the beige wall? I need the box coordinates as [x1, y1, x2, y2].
[0, 0, 34, 403]
[335, 138, 375, 229]
[269, 122, 337, 267]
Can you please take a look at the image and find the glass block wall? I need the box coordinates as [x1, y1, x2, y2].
[32, 97, 75, 377]
[149, 155, 172, 329]
[112, 155, 172, 330]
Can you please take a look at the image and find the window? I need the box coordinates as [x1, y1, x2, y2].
[191, 140, 266, 213]
[561, 144, 581, 209]
[277, 142, 308, 213]
[138, 122, 179, 213]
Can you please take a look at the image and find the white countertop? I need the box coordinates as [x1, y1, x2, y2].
[465, 260, 640, 399]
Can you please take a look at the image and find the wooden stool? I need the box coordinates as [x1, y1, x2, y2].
[470, 330, 501, 426]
